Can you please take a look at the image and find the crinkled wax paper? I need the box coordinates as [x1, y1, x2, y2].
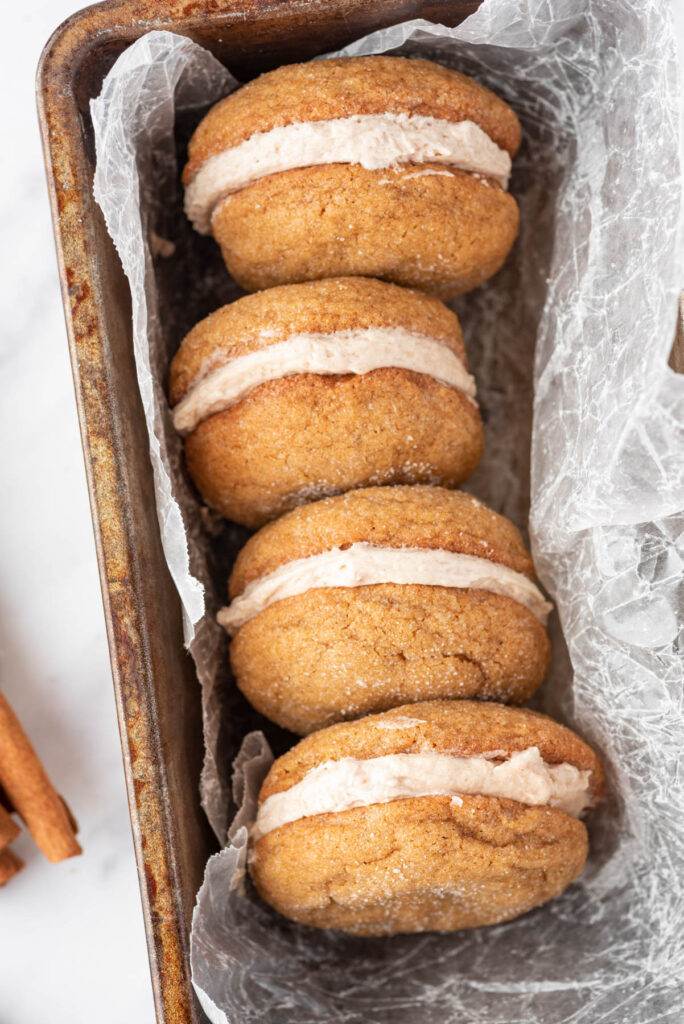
[91, 1, 684, 1021]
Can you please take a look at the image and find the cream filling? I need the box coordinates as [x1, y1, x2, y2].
[185, 114, 511, 233]
[172, 327, 476, 436]
[251, 747, 592, 841]
[218, 544, 552, 635]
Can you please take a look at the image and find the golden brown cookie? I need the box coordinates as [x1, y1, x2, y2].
[184, 56, 521, 297]
[169, 279, 483, 528]
[249, 700, 605, 935]
[220, 487, 552, 733]
[211, 164, 518, 298]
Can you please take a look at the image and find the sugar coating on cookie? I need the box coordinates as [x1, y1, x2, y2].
[183, 57, 521, 297]
[169, 280, 483, 528]
[224, 487, 552, 733]
[249, 701, 604, 935]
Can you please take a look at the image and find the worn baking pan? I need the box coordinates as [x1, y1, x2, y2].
[37, 2, 482, 1021]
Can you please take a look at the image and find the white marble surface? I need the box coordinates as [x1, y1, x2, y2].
[0, 3, 155, 1022]
[0, 3, 682, 1023]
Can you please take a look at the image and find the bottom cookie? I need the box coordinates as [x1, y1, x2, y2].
[249, 701, 605, 935]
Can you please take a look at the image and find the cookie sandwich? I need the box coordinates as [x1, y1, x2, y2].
[169, 279, 483, 528]
[249, 700, 604, 935]
[219, 486, 552, 734]
[183, 56, 521, 298]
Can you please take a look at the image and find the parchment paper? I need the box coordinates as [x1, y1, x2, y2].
[91, 2, 684, 1021]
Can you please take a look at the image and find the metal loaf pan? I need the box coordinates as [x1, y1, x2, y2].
[37, 1, 480, 1020]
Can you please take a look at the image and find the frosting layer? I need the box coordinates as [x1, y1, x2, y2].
[185, 114, 511, 233]
[252, 747, 592, 841]
[172, 327, 475, 435]
[218, 543, 552, 635]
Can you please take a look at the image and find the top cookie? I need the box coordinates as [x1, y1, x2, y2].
[229, 485, 535, 599]
[169, 277, 466, 407]
[183, 56, 521, 185]
[258, 700, 605, 805]
[184, 56, 521, 297]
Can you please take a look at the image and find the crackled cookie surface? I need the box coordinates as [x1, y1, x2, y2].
[183, 56, 521, 297]
[249, 701, 604, 934]
[169, 280, 483, 528]
[220, 487, 552, 733]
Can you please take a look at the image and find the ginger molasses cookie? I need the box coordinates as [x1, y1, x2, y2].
[219, 486, 552, 733]
[183, 56, 521, 298]
[249, 700, 605, 935]
[169, 279, 483, 528]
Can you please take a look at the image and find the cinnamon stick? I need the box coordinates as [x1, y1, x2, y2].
[0, 847, 25, 886]
[0, 690, 81, 863]
[0, 801, 19, 848]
